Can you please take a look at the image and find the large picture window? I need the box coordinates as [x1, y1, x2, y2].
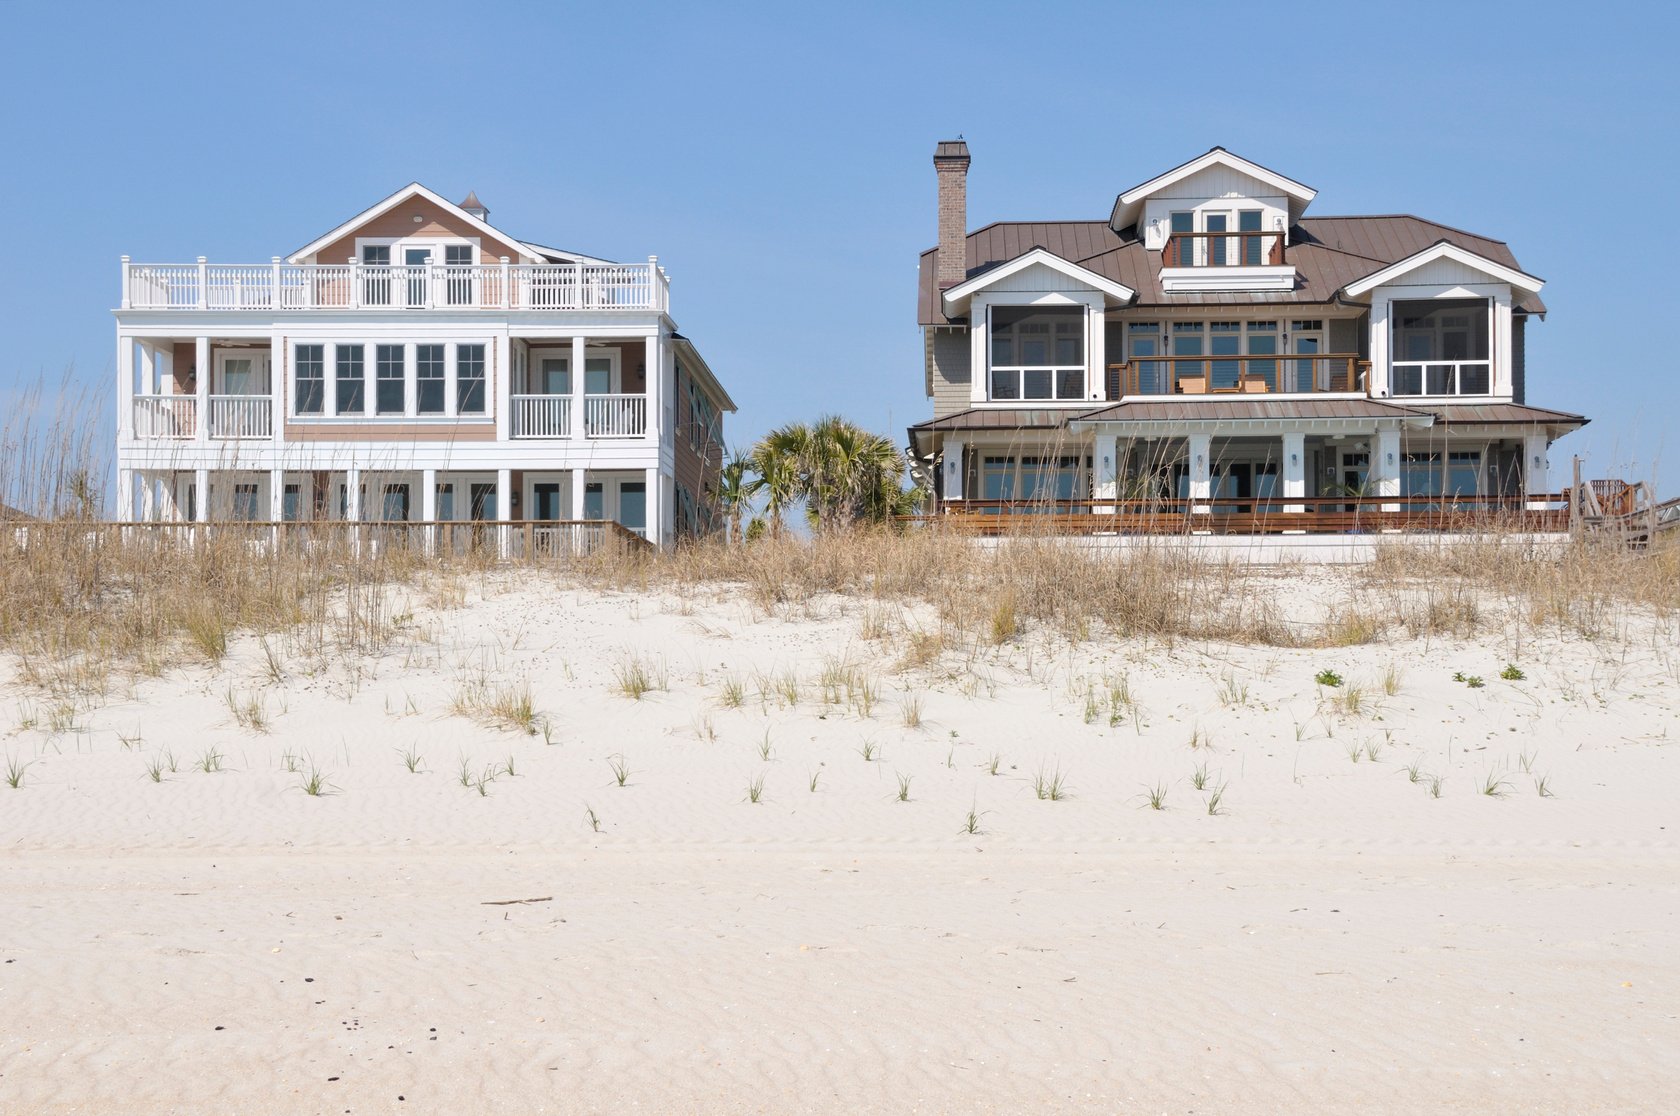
[989, 307, 1084, 401]
[1392, 298, 1490, 395]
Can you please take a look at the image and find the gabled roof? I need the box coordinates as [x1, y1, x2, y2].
[1342, 239, 1544, 297]
[287, 182, 539, 264]
[918, 215, 1547, 325]
[671, 333, 737, 413]
[1109, 147, 1318, 231]
[941, 246, 1136, 314]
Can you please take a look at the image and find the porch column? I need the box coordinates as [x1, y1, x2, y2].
[493, 335, 512, 442]
[1092, 432, 1119, 513]
[269, 329, 284, 445]
[117, 338, 135, 442]
[645, 466, 661, 546]
[269, 468, 284, 548]
[139, 473, 157, 522]
[116, 468, 136, 522]
[1523, 432, 1550, 511]
[1187, 432, 1213, 514]
[571, 467, 587, 521]
[496, 468, 512, 559]
[645, 332, 665, 446]
[570, 335, 587, 440]
[421, 468, 438, 555]
[1281, 432, 1306, 515]
[1374, 429, 1402, 513]
[346, 466, 362, 557]
[193, 468, 210, 524]
[159, 473, 179, 522]
[942, 437, 966, 504]
[194, 336, 210, 444]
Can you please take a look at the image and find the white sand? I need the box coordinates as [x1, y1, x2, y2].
[3, 568, 1678, 1113]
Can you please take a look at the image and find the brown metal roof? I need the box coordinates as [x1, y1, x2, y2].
[917, 215, 1548, 326]
[1074, 399, 1434, 424]
[909, 407, 1081, 433]
[1423, 404, 1588, 427]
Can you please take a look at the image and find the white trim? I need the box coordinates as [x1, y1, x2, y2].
[942, 247, 1135, 312]
[1111, 149, 1317, 231]
[287, 183, 536, 264]
[1344, 242, 1543, 298]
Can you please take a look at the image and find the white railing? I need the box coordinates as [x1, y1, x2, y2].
[207, 395, 272, 439]
[133, 395, 196, 438]
[584, 394, 648, 438]
[122, 258, 670, 312]
[1391, 360, 1493, 397]
[510, 394, 572, 439]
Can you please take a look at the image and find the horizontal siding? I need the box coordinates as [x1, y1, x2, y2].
[1378, 257, 1506, 288]
[986, 260, 1101, 293]
[930, 329, 971, 418]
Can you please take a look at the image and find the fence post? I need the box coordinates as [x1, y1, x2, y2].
[120, 255, 131, 309]
[196, 256, 208, 309]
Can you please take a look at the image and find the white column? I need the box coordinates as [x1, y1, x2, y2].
[1087, 301, 1107, 402]
[1187, 432, 1212, 513]
[1092, 432, 1119, 512]
[496, 468, 511, 559]
[116, 468, 136, 522]
[193, 468, 210, 523]
[645, 467, 661, 546]
[1282, 432, 1306, 516]
[421, 468, 438, 556]
[139, 473, 157, 522]
[943, 437, 966, 504]
[571, 468, 587, 520]
[194, 336, 210, 443]
[644, 332, 665, 446]
[117, 336, 135, 441]
[494, 335, 512, 442]
[137, 340, 155, 394]
[270, 330, 284, 445]
[1374, 428, 1402, 513]
[269, 468, 284, 522]
[1523, 432, 1550, 510]
[346, 466, 362, 522]
[159, 474, 179, 522]
[570, 335, 586, 440]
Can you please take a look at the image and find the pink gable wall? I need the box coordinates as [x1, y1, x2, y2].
[307, 194, 531, 264]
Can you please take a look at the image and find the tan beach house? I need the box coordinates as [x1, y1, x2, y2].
[909, 141, 1586, 531]
[112, 184, 734, 548]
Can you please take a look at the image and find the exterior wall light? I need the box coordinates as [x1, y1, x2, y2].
[1386, 452, 1395, 466]
[1290, 452, 1299, 466]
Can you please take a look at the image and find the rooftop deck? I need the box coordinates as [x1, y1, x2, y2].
[120, 258, 669, 313]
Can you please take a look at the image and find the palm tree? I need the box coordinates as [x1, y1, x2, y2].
[748, 416, 922, 533]
[747, 435, 804, 538]
[709, 452, 754, 545]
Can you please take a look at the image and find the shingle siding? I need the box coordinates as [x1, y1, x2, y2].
[929, 328, 972, 417]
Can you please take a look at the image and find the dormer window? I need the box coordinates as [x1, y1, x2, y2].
[989, 307, 1085, 400]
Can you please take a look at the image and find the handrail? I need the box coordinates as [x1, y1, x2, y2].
[1107, 354, 1368, 396]
[1162, 230, 1286, 268]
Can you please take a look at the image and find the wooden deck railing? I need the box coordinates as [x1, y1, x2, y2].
[911, 494, 1571, 536]
[1107, 355, 1368, 397]
[1162, 230, 1286, 268]
[8, 519, 655, 559]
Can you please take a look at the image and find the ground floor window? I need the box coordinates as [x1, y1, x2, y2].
[619, 482, 647, 531]
[978, 455, 1085, 505]
[282, 483, 302, 522]
[381, 484, 410, 522]
[232, 483, 260, 521]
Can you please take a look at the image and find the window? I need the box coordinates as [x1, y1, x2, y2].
[1172, 322, 1205, 391]
[445, 244, 474, 305]
[232, 483, 260, 522]
[436, 483, 455, 522]
[335, 344, 364, 415]
[376, 345, 405, 414]
[583, 482, 604, 520]
[1167, 212, 1194, 266]
[1209, 321, 1241, 389]
[362, 245, 392, 306]
[416, 345, 445, 414]
[1392, 298, 1491, 396]
[989, 307, 1084, 400]
[380, 484, 410, 523]
[456, 344, 486, 414]
[1246, 321, 1278, 390]
[282, 483, 302, 523]
[1239, 210, 1265, 266]
[1127, 322, 1163, 394]
[1206, 213, 1229, 266]
[980, 456, 1014, 500]
[295, 344, 324, 415]
[539, 357, 570, 395]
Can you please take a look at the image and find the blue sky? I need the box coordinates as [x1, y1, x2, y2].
[2, 0, 1675, 492]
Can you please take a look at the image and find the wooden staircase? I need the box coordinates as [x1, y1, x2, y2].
[1569, 459, 1676, 549]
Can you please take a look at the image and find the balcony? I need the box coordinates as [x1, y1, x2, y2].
[1107, 355, 1368, 397]
[507, 393, 648, 439]
[1159, 230, 1295, 293]
[121, 259, 669, 313]
[1390, 360, 1491, 397]
[132, 395, 272, 439]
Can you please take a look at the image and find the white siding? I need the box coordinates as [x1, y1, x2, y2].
[1138, 165, 1290, 250]
[985, 260, 1103, 293]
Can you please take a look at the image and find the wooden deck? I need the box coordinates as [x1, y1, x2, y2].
[908, 495, 1572, 536]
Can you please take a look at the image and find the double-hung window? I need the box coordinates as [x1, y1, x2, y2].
[335, 344, 364, 415]
[456, 344, 486, 414]
[295, 344, 325, 415]
[989, 307, 1084, 401]
[416, 344, 446, 414]
[376, 344, 405, 414]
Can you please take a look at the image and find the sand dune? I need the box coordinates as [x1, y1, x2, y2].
[3, 569, 1677, 1113]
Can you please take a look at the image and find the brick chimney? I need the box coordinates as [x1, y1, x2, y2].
[934, 139, 970, 289]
